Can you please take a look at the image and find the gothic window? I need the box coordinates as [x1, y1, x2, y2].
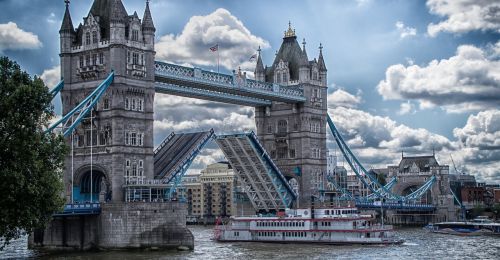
[141, 54, 144, 65]
[99, 131, 105, 146]
[276, 72, 281, 83]
[132, 163, 137, 176]
[289, 149, 296, 158]
[138, 133, 143, 146]
[125, 98, 129, 110]
[282, 73, 287, 83]
[78, 134, 84, 147]
[125, 132, 130, 145]
[85, 55, 90, 66]
[127, 51, 131, 64]
[131, 132, 137, 146]
[85, 32, 91, 45]
[131, 99, 136, 110]
[138, 99, 143, 111]
[277, 147, 288, 159]
[103, 98, 110, 110]
[125, 160, 131, 176]
[92, 31, 97, 44]
[132, 53, 139, 65]
[79, 56, 84, 67]
[132, 30, 139, 41]
[278, 120, 287, 133]
[92, 54, 97, 65]
[267, 124, 272, 134]
[99, 53, 104, 64]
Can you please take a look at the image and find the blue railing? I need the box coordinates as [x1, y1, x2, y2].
[356, 202, 435, 211]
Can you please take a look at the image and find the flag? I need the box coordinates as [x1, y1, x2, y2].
[249, 53, 257, 61]
[209, 44, 218, 52]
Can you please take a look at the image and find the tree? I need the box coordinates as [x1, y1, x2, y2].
[0, 56, 67, 249]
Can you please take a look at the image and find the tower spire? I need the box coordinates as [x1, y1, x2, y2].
[60, 0, 74, 33]
[142, 0, 156, 32]
[255, 46, 265, 81]
[318, 43, 327, 71]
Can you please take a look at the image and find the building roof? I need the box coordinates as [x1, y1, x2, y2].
[398, 155, 440, 172]
[87, 0, 128, 39]
[318, 44, 327, 71]
[265, 24, 309, 82]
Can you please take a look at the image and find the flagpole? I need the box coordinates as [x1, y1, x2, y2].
[217, 43, 220, 73]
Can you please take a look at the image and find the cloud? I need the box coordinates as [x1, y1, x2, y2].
[40, 65, 61, 88]
[0, 22, 42, 52]
[453, 110, 500, 150]
[398, 101, 416, 115]
[155, 8, 270, 71]
[47, 13, 57, 24]
[426, 0, 500, 37]
[377, 42, 500, 113]
[328, 88, 362, 108]
[395, 21, 417, 39]
[355, 0, 372, 7]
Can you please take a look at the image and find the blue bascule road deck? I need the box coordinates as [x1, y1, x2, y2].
[154, 130, 214, 183]
[214, 132, 297, 211]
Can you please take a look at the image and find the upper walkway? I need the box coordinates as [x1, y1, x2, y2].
[154, 61, 306, 106]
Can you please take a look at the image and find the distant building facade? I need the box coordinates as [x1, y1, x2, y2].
[180, 162, 236, 223]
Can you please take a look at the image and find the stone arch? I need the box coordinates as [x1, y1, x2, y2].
[73, 164, 110, 202]
[401, 184, 433, 204]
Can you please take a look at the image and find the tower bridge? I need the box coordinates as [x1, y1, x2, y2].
[32, 0, 457, 251]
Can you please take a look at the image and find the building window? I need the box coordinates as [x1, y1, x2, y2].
[132, 53, 139, 65]
[131, 132, 137, 146]
[276, 72, 281, 83]
[277, 147, 287, 159]
[99, 131, 106, 146]
[289, 149, 296, 158]
[139, 160, 143, 168]
[282, 73, 287, 83]
[92, 54, 97, 65]
[138, 99, 143, 111]
[125, 132, 130, 145]
[103, 98, 110, 110]
[138, 133, 143, 146]
[278, 120, 287, 133]
[85, 32, 91, 45]
[267, 124, 272, 134]
[99, 52, 104, 64]
[131, 99, 136, 110]
[127, 51, 131, 64]
[132, 30, 139, 41]
[92, 31, 97, 44]
[132, 164, 137, 176]
[125, 98, 129, 110]
[79, 56, 84, 67]
[85, 55, 90, 66]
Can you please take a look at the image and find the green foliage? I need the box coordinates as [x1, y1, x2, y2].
[0, 56, 67, 249]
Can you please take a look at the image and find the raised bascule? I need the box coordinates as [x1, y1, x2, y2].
[32, 0, 457, 251]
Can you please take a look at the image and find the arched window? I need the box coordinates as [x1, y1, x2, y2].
[92, 31, 97, 44]
[278, 120, 287, 133]
[85, 32, 91, 45]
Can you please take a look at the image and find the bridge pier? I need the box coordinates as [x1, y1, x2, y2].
[29, 202, 193, 251]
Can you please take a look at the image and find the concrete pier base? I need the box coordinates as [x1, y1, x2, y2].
[28, 202, 194, 251]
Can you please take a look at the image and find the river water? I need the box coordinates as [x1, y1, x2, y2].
[1, 226, 499, 259]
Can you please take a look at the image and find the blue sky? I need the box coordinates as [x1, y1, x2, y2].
[0, 0, 499, 183]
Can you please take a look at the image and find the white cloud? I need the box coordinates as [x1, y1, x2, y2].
[40, 65, 61, 88]
[0, 22, 42, 52]
[395, 21, 417, 39]
[47, 13, 57, 24]
[155, 8, 270, 71]
[328, 106, 500, 182]
[426, 0, 500, 37]
[453, 110, 500, 150]
[377, 42, 500, 113]
[328, 88, 362, 108]
[398, 101, 416, 115]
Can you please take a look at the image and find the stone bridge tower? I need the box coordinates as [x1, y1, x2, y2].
[59, 0, 156, 202]
[254, 24, 328, 207]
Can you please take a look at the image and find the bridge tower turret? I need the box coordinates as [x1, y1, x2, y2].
[59, 0, 156, 203]
[254, 23, 328, 207]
